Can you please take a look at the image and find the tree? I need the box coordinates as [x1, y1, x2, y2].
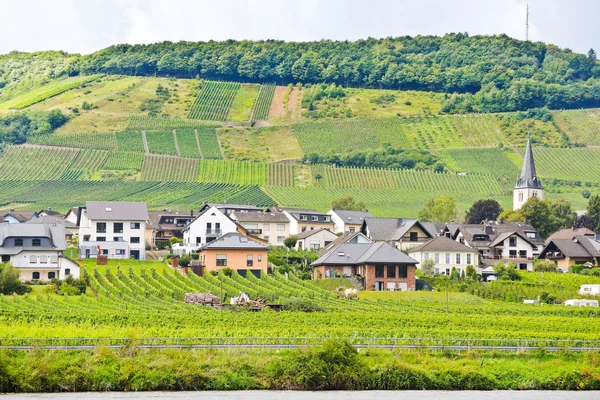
[178, 255, 191, 267]
[0, 263, 30, 295]
[519, 197, 557, 239]
[587, 194, 600, 232]
[465, 199, 503, 224]
[493, 262, 521, 281]
[331, 195, 366, 211]
[499, 209, 524, 222]
[450, 267, 460, 280]
[284, 236, 298, 249]
[466, 264, 476, 278]
[420, 258, 435, 277]
[533, 259, 557, 273]
[418, 195, 459, 222]
[552, 197, 577, 230]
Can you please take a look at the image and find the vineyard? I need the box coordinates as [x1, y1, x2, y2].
[141, 155, 199, 182]
[101, 151, 144, 171]
[0, 75, 101, 110]
[28, 132, 118, 151]
[59, 150, 108, 180]
[197, 159, 268, 186]
[196, 127, 223, 159]
[187, 81, 241, 121]
[534, 147, 600, 183]
[176, 129, 202, 157]
[252, 83, 276, 120]
[2, 263, 600, 341]
[126, 115, 218, 130]
[116, 131, 145, 152]
[0, 147, 78, 180]
[145, 130, 179, 155]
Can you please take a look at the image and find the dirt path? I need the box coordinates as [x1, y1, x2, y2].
[288, 88, 304, 120]
[194, 128, 204, 159]
[142, 130, 149, 154]
[172, 129, 181, 157]
[215, 130, 226, 159]
[268, 86, 287, 119]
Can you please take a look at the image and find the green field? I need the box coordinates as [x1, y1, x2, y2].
[187, 81, 241, 121]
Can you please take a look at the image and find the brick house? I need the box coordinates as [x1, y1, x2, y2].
[311, 241, 418, 291]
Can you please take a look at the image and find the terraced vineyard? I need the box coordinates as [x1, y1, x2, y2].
[101, 151, 144, 171]
[145, 130, 178, 155]
[268, 163, 295, 186]
[116, 131, 145, 152]
[197, 159, 268, 186]
[554, 110, 600, 146]
[452, 114, 506, 147]
[196, 127, 223, 159]
[176, 129, 202, 157]
[141, 155, 199, 182]
[0, 147, 78, 180]
[127, 115, 217, 130]
[534, 147, 600, 182]
[60, 150, 108, 180]
[28, 132, 118, 150]
[187, 81, 241, 121]
[252, 83, 276, 120]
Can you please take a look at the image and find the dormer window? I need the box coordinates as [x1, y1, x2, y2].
[312, 216, 318, 221]
[338, 252, 345, 256]
[15, 238, 23, 246]
[32, 239, 41, 247]
[300, 215, 307, 221]
[105, 207, 112, 212]
[324, 216, 331, 222]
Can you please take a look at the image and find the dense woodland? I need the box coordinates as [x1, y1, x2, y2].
[2, 34, 600, 112]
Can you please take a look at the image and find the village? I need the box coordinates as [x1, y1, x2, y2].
[1, 137, 598, 305]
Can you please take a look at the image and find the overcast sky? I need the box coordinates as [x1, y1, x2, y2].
[0, 0, 596, 55]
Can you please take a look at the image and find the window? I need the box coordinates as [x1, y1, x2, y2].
[96, 237, 106, 242]
[101, 249, 109, 255]
[434, 253, 440, 263]
[375, 265, 385, 278]
[349, 227, 355, 233]
[116, 249, 126, 255]
[446, 268, 450, 275]
[163, 217, 174, 224]
[196, 237, 202, 245]
[310, 243, 320, 250]
[300, 215, 307, 221]
[1, 255, 9, 263]
[65, 269, 70, 275]
[97, 223, 106, 233]
[509, 237, 517, 247]
[247, 255, 253, 267]
[277, 224, 285, 231]
[387, 265, 396, 278]
[30, 255, 37, 263]
[14, 238, 23, 246]
[466, 253, 472, 265]
[301, 227, 307, 232]
[32, 272, 40, 280]
[456, 253, 461, 264]
[410, 232, 418, 241]
[264, 236, 269, 242]
[324, 216, 331, 222]
[32, 239, 41, 247]
[50, 256, 58, 263]
[519, 192, 523, 202]
[130, 237, 140, 244]
[113, 237, 124, 242]
[216, 254, 227, 266]
[277, 236, 285, 244]
[114, 223, 123, 233]
[40, 256, 47, 264]
[399, 265, 408, 278]
[526, 232, 536, 239]
[258, 254, 262, 262]
[312, 216, 318, 221]
[424, 252, 430, 260]
[445, 253, 450, 264]
[263, 224, 270, 231]
[130, 222, 140, 229]
[83, 235, 90, 242]
[519, 263, 528, 270]
[509, 250, 517, 257]
[48, 272, 56, 279]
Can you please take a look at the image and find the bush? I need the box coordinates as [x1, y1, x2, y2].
[0, 263, 30, 295]
[280, 297, 324, 312]
[178, 255, 191, 267]
[58, 282, 81, 296]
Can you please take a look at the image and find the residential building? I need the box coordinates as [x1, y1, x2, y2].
[38, 208, 63, 218]
[539, 236, 600, 270]
[547, 228, 596, 242]
[146, 209, 194, 246]
[513, 135, 544, 210]
[198, 232, 269, 276]
[312, 241, 418, 291]
[407, 236, 480, 275]
[1, 209, 38, 224]
[444, 221, 545, 270]
[327, 209, 374, 234]
[26, 216, 78, 241]
[199, 202, 262, 216]
[229, 210, 290, 246]
[319, 232, 374, 256]
[0, 222, 79, 281]
[79, 201, 149, 260]
[281, 208, 334, 235]
[64, 207, 81, 226]
[361, 217, 434, 251]
[295, 228, 338, 250]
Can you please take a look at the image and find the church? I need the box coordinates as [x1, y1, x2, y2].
[513, 135, 544, 210]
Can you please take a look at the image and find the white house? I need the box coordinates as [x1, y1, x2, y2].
[408, 236, 479, 276]
[0, 222, 80, 281]
[485, 231, 538, 270]
[295, 228, 338, 250]
[280, 208, 334, 235]
[79, 201, 149, 260]
[176, 206, 239, 254]
[229, 210, 290, 247]
[327, 209, 373, 234]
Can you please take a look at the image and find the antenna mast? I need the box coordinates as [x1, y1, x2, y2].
[526, 3, 529, 41]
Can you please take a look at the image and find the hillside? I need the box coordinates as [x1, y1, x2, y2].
[2, 55, 600, 215]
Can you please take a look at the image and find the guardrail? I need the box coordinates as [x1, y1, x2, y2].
[1, 337, 600, 352]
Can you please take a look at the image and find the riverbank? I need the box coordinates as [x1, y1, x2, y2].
[2, 342, 600, 392]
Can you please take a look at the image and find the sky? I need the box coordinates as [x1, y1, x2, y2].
[0, 0, 596, 55]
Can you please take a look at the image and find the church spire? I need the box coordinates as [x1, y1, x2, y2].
[515, 134, 543, 189]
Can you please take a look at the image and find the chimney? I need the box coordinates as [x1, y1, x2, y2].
[190, 209, 194, 217]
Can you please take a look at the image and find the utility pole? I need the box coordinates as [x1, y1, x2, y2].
[525, 3, 530, 41]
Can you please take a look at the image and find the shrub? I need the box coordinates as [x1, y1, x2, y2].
[178, 255, 191, 267]
[0, 263, 30, 295]
[280, 297, 324, 312]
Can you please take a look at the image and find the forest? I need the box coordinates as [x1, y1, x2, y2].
[3, 34, 600, 113]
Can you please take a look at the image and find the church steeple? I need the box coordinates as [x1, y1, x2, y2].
[515, 135, 542, 190]
[513, 134, 544, 210]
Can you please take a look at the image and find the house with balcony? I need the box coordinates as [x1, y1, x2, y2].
[327, 209, 374, 234]
[360, 217, 434, 251]
[146, 209, 194, 246]
[0, 222, 79, 281]
[78, 201, 149, 260]
[280, 208, 335, 235]
[539, 235, 600, 270]
[229, 210, 290, 246]
[295, 228, 338, 250]
[198, 232, 269, 277]
[443, 221, 545, 271]
[407, 236, 480, 275]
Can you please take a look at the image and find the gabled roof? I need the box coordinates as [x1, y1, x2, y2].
[453, 222, 544, 247]
[0, 209, 38, 222]
[147, 210, 194, 229]
[362, 217, 433, 241]
[547, 228, 596, 241]
[295, 228, 337, 240]
[201, 202, 262, 213]
[329, 209, 374, 224]
[0, 222, 68, 254]
[488, 231, 538, 248]
[231, 210, 289, 223]
[540, 236, 600, 258]
[515, 136, 543, 190]
[199, 232, 268, 250]
[283, 208, 329, 220]
[311, 241, 418, 266]
[319, 232, 373, 256]
[408, 236, 478, 253]
[86, 201, 149, 221]
[26, 216, 77, 229]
